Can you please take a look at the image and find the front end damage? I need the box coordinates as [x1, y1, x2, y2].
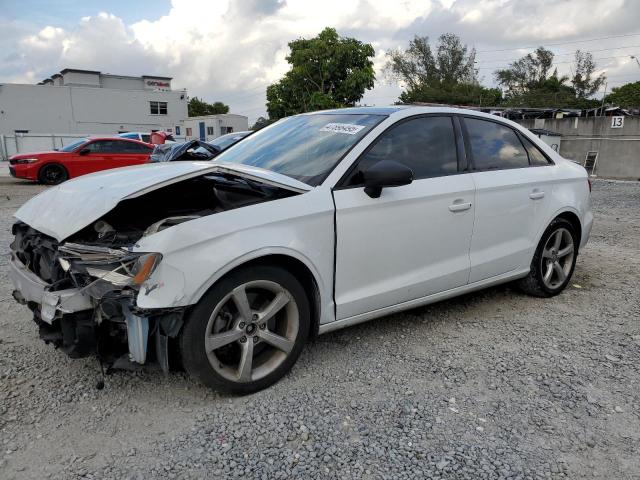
[9, 167, 303, 371]
[10, 222, 183, 370]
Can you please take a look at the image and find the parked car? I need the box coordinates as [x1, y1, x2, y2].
[208, 131, 251, 151]
[9, 106, 592, 393]
[149, 132, 252, 163]
[118, 132, 176, 144]
[8, 137, 154, 185]
[149, 140, 220, 162]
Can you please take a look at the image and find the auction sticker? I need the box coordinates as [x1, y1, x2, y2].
[320, 123, 366, 135]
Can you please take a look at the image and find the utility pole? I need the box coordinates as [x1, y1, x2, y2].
[600, 82, 608, 116]
[631, 55, 640, 69]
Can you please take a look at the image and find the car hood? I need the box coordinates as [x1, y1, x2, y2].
[14, 161, 311, 241]
[10, 151, 59, 159]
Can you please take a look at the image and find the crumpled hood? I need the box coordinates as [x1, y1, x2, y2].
[14, 161, 311, 241]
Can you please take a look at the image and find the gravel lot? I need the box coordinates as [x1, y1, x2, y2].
[1, 175, 639, 480]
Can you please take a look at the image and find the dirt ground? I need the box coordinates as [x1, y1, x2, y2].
[0, 176, 638, 479]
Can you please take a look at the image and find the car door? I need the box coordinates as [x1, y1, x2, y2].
[116, 140, 154, 167]
[69, 140, 111, 176]
[333, 115, 476, 320]
[462, 116, 555, 283]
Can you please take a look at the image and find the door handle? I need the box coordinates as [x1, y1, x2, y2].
[448, 201, 472, 212]
[529, 191, 545, 200]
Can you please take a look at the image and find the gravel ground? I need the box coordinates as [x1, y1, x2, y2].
[1, 176, 639, 480]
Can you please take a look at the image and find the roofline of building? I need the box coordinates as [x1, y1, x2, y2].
[50, 74, 62, 79]
[186, 113, 248, 119]
[142, 75, 173, 80]
[60, 68, 102, 76]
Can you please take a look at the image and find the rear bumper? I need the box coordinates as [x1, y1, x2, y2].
[9, 254, 93, 323]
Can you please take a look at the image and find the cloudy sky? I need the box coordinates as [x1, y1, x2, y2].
[2, 0, 640, 123]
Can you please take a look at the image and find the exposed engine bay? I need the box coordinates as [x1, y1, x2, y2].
[9, 172, 298, 371]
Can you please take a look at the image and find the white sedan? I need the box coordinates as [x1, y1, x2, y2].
[9, 106, 592, 393]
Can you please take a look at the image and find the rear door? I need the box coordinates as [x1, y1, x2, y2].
[462, 116, 555, 282]
[333, 115, 476, 319]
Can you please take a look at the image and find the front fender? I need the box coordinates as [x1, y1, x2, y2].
[133, 187, 336, 326]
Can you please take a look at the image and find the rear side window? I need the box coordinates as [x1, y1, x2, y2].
[464, 118, 529, 170]
[345, 116, 458, 185]
[122, 141, 153, 153]
[521, 135, 552, 166]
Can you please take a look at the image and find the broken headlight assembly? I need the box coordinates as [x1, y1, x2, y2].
[58, 243, 162, 288]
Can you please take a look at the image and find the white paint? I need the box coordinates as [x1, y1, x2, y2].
[611, 116, 624, 129]
[319, 123, 366, 135]
[14, 106, 594, 334]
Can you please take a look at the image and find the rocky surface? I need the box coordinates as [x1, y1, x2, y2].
[1, 176, 638, 479]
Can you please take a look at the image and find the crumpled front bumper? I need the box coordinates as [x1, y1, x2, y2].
[9, 254, 93, 323]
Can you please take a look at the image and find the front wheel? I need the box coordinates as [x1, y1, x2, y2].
[518, 218, 578, 297]
[38, 164, 68, 185]
[180, 265, 310, 394]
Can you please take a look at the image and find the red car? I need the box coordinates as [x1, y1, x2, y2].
[8, 137, 154, 185]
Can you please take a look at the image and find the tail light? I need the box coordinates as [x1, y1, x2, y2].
[587, 179, 592, 193]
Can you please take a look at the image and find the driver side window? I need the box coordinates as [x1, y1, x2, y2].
[342, 116, 458, 186]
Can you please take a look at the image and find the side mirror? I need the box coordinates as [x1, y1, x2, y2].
[79, 148, 91, 156]
[362, 160, 413, 198]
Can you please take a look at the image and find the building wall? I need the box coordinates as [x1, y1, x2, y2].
[516, 117, 640, 179]
[181, 114, 249, 141]
[0, 83, 188, 135]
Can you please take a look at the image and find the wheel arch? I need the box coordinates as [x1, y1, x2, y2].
[555, 210, 582, 248]
[189, 249, 324, 337]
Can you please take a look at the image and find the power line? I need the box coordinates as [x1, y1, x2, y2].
[476, 54, 636, 71]
[476, 32, 640, 53]
[476, 45, 640, 65]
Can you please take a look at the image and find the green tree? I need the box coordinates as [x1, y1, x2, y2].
[251, 116, 275, 130]
[571, 50, 606, 99]
[495, 47, 555, 97]
[188, 97, 230, 116]
[266, 27, 375, 119]
[495, 48, 605, 107]
[604, 81, 640, 108]
[385, 33, 500, 106]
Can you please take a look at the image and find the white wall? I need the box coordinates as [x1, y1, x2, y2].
[0, 83, 188, 135]
[181, 114, 249, 141]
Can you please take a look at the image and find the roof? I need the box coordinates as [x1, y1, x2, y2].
[60, 68, 101, 75]
[142, 75, 173, 80]
[529, 128, 562, 137]
[307, 106, 410, 115]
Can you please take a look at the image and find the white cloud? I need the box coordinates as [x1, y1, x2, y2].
[1, 0, 640, 122]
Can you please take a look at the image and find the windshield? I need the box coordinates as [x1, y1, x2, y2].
[61, 139, 87, 152]
[213, 114, 384, 186]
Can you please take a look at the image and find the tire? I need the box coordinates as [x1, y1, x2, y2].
[38, 164, 68, 185]
[517, 218, 578, 298]
[180, 265, 310, 394]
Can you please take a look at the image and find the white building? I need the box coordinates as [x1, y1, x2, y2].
[181, 114, 249, 141]
[0, 68, 188, 136]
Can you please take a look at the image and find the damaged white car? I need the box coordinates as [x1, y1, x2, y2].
[9, 106, 593, 393]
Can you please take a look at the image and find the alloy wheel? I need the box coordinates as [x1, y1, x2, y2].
[204, 280, 299, 383]
[540, 227, 574, 289]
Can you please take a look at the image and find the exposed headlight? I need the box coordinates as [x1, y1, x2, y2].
[131, 253, 163, 285]
[12, 158, 39, 164]
[72, 252, 162, 287]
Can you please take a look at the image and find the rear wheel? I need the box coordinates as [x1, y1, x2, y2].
[180, 265, 310, 394]
[518, 218, 578, 297]
[38, 164, 68, 185]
